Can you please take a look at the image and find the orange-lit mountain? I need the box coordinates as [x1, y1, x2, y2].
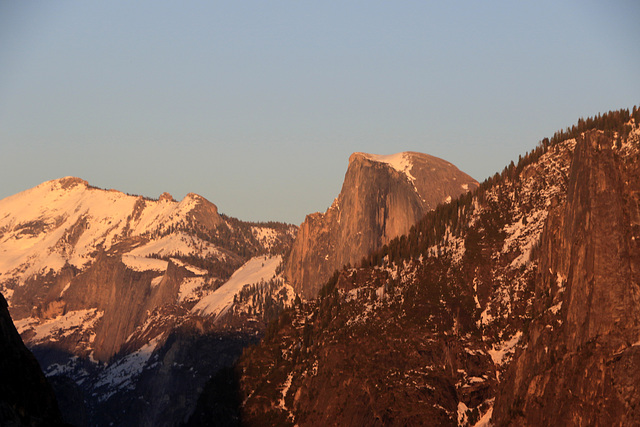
[285, 151, 478, 298]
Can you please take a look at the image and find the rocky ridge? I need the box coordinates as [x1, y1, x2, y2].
[285, 151, 478, 299]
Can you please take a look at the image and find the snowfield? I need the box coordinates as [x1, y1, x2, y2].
[15, 308, 104, 343]
[192, 255, 281, 319]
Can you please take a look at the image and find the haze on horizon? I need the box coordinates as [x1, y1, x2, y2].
[1, 1, 639, 224]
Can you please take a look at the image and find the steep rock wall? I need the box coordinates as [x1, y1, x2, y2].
[492, 132, 640, 425]
[285, 152, 477, 298]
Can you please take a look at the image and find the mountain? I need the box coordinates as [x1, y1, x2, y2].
[284, 151, 478, 299]
[192, 108, 640, 426]
[0, 177, 297, 426]
[0, 292, 66, 427]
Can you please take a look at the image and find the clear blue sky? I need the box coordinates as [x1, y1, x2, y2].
[1, 1, 639, 224]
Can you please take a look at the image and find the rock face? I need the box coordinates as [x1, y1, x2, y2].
[492, 131, 640, 425]
[0, 293, 65, 427]
[285, 151, 478, 298]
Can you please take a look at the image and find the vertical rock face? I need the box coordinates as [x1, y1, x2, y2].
[285, 151, 478, 298]
[0, 293, 64, 427]
[492, 132, 640, 425]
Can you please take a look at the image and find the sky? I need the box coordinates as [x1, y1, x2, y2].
[1, 1, 639, 224]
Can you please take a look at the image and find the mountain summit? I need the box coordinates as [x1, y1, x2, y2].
[284, 151, 478, 298]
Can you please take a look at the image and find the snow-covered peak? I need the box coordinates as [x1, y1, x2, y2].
[352, 152, 416, 182]
[0, 177, 218, 286]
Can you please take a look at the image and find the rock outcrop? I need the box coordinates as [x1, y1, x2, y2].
[492, 131, 640, 425]
[285, 151, 478, 298]
[0, 292, 65, 427]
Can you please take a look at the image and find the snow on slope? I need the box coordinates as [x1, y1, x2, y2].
[127, 231, 224, 260]
[15, 308, 104, 343]
[252, 227, 279, 250]
[487, 331, 522, 366]
[178, 277, 206, 303]
[0, 177, 213, 287]
[192, 255, 281, 319]
[94, 334, 164, 401]
[121, 255, 168, 272]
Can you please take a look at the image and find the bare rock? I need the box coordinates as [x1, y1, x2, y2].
[285, 151, 478, 298]
[492, 131, 640, 426]
[159, 192, 174, 202]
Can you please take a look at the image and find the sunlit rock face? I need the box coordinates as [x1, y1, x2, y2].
[285, 151, 478, 298]
[493, 132, 640, 426]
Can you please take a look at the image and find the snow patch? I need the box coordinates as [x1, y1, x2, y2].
[487, 331, 522, 366]
[457, 401, 469, 426]
[150, 275, 164, 288]
[277, 371, 294, 410]
[127, 232, 223, 260]
[94, 334, 163, 399]
[359, 152, 416, 182]
[192, 255, 281, 319]
[178, 277, 205, 303]
[473, 406, 493, 427]
[16, 308, 103, 343]
[171, 258, 207, 275]
[251, 227, 279, 250]
[59, 282, 71, 297]
[479, 304, 493, 326]
[549, 301, 562, 315]
[121, 254, 168, 272]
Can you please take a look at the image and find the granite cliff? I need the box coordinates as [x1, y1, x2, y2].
[492, 130, 640, 425]
[285, 151, 478, 299]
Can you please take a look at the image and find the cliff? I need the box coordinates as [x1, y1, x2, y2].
[285, 151, 478, 298]
[492, 131, 640, 425]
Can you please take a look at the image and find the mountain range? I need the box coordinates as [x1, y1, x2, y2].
[1, 107, 639, 426]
